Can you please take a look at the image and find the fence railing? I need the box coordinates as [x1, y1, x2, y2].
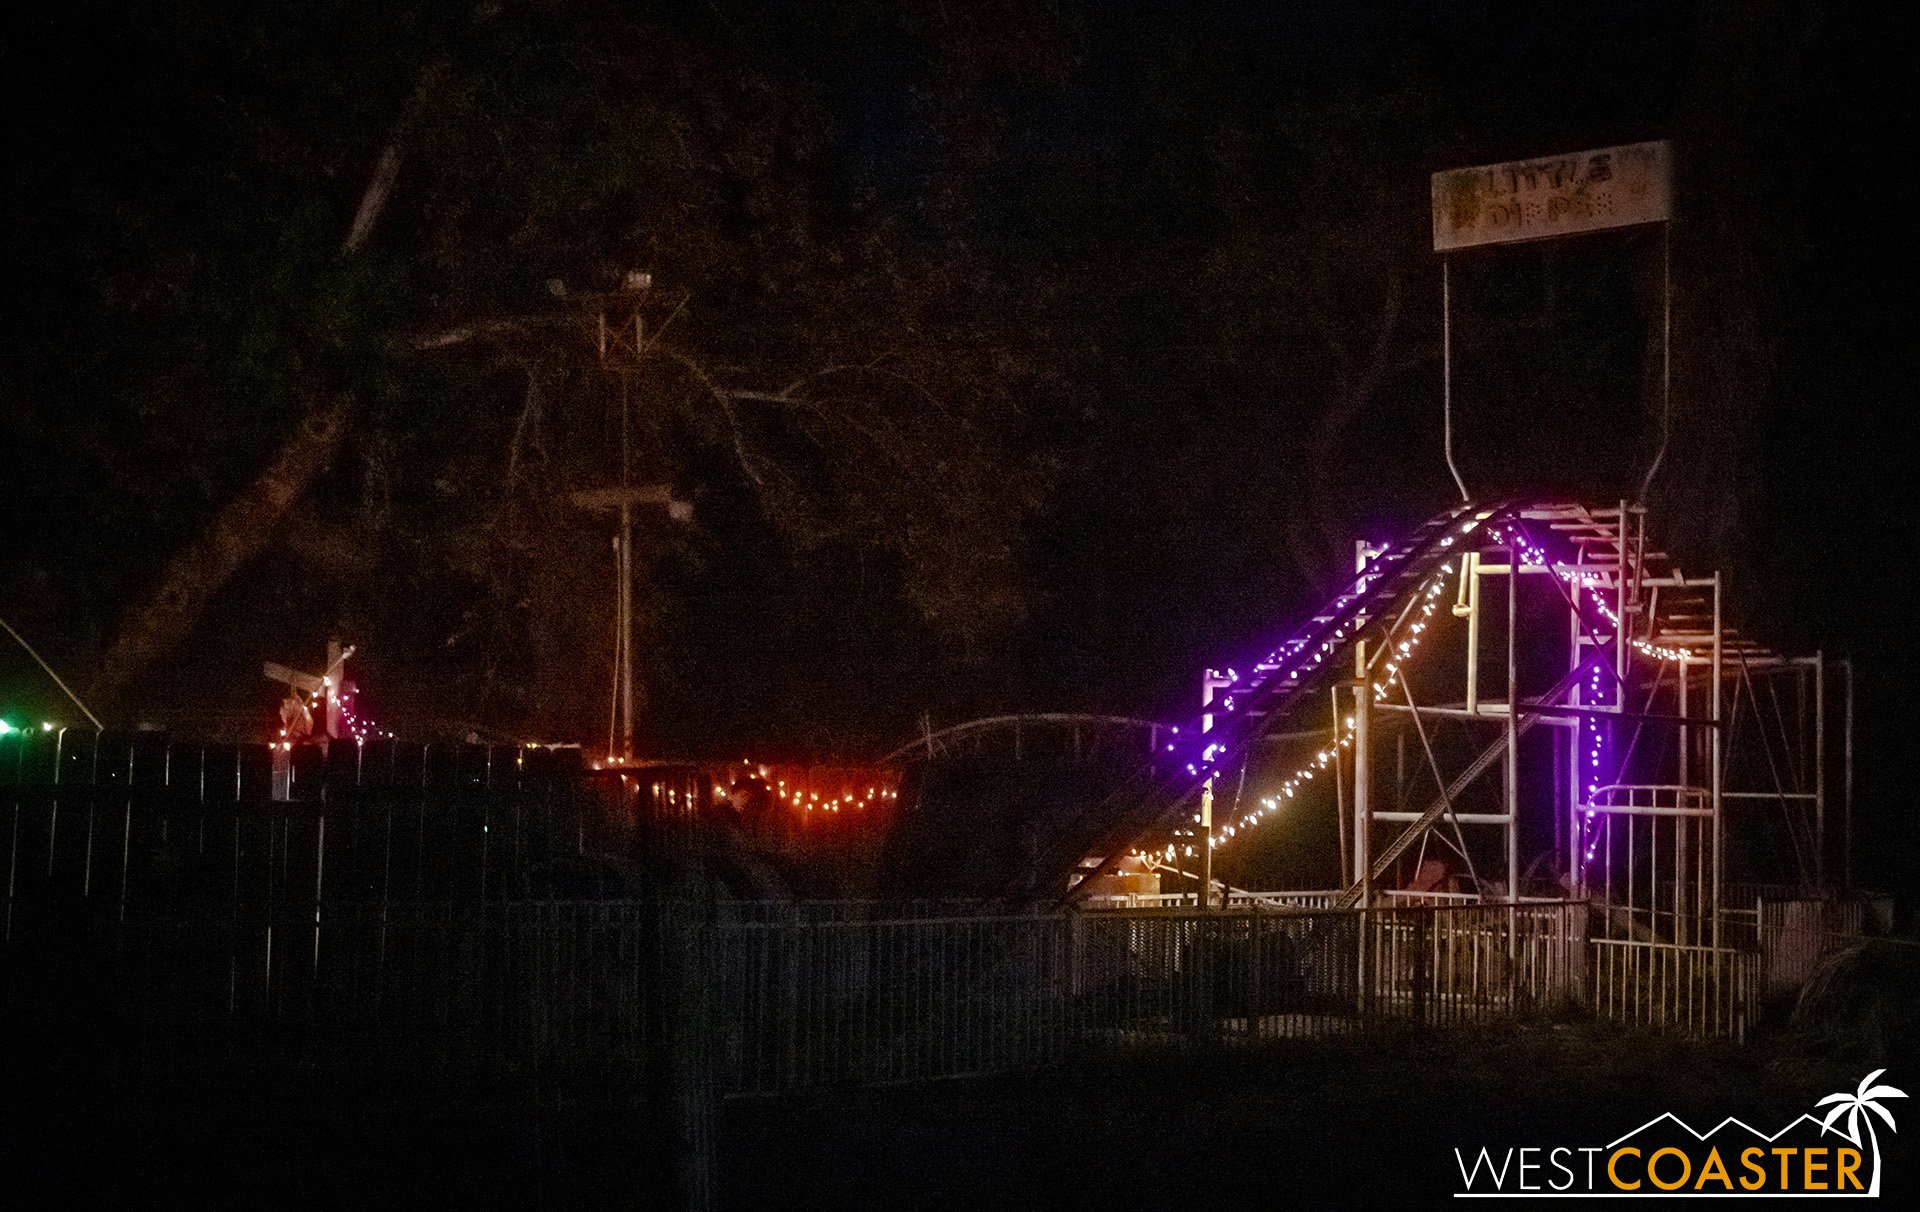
[1073, 906, 1360, 1044]
[721, 913, 1073, 1094]
[1080, 888, 1565, 911]
[0, 732, 780, 940]
[1080, 890, 1344, 911]
[8, 896, 1743, 1098]
[1365, 901, 1590, 1024]
[1758, 897, 1865, 995]
[1589, 937, 1756, 1041]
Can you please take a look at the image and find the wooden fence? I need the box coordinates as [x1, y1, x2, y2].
[0, 730, 683, 942]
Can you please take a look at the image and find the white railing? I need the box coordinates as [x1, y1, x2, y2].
[1362, 902, 1589, 1024]
[1587, 783, 1709, 814]
[720, 913, 1073, 1095]
[1589, 937, 1756, 1041]
[1081, 890, 1345, 910]
[1081, 888, 1557, 911]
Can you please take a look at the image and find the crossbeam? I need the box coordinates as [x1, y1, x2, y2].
[1334, 658, 1590, 909]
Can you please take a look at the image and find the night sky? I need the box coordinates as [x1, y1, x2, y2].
[2, 3, 1915, 883]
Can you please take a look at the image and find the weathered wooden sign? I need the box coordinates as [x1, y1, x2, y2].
[1432, 140, 1671, 252]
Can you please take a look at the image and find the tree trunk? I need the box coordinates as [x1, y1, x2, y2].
[83, 52, 456, 714]
[88, 397, 353, 711]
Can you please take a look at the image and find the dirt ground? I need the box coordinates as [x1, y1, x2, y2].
[4, 1023, 1912, 1208]
[725, 1024, 1911, 1207]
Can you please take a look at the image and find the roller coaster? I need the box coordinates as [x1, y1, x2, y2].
[901, 499, 1847, 953]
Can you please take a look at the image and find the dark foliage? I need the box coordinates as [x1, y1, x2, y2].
[2, 1, 1910, 832]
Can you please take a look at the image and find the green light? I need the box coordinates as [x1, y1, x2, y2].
[0, 720, 15, 736]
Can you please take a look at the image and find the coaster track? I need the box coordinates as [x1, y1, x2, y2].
[997, 499, 1526, 902]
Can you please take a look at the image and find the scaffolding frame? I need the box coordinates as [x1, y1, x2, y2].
[1276, 500, 1847, 950]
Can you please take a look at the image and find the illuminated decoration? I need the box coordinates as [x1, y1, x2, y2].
[278, 681, 394, 745]
[1484, 523, 1612, 863]
[1581, 656, 1610, 864]
[1208, 558, 1461, 853]
[1491, 523, 1693, 665]
[1140, 513, 1499, 862]
[334, 685, 393, 742]
[699, 761, 903, 816]
[768, 769, 898, 814]
[1175, 515, 1696, 860]
[1485, 520, 1702, 868]
[584, 758, 902, 825]
[265, 642, 393, 748]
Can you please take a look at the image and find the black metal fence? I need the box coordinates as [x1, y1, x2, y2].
[5, 896, 1614, 1096]
[721, 911, 1074, 1093]
[0, 732, 1774, 1100]
[1073, 901, 1591, 1047]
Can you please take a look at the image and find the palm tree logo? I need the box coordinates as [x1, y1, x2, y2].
[1817, 1069, 1906, 1197]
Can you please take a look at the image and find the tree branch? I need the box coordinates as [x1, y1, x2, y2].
[341, 58, 451, 256]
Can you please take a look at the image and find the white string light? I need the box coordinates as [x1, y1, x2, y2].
[1163, 515, 1689, 869]
[1493, 525, 1692, 664]
[1209, 559, 1459, 853]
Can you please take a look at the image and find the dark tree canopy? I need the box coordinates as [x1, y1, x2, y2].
[1, 0, 1902, 779]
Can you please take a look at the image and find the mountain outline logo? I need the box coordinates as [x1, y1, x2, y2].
[1454, 1070, 1905, 1197]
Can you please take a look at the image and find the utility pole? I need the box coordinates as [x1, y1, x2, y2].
[571, 484, 691, 762]
[568, 273, 692, 764]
